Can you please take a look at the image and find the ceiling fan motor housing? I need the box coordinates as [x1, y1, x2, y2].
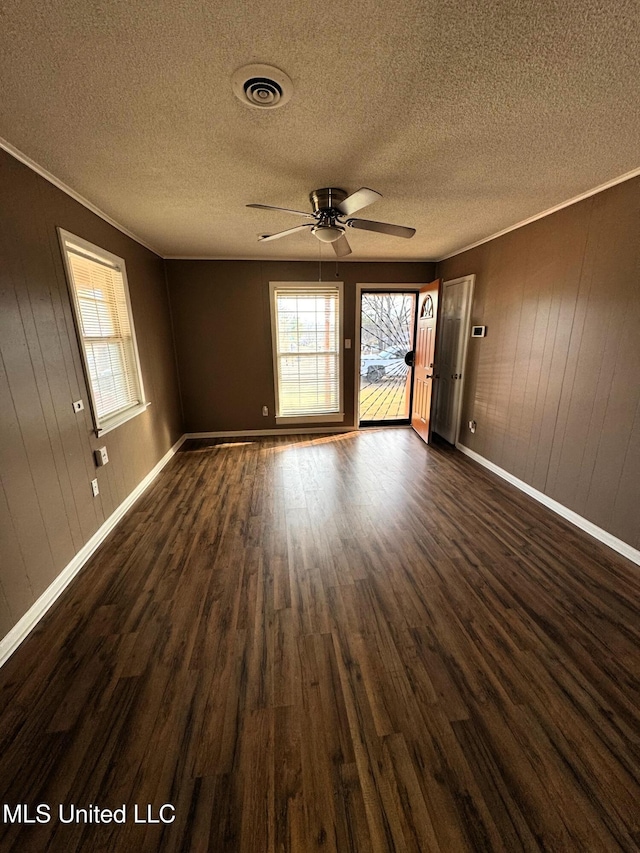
[309, 188, 347, 214]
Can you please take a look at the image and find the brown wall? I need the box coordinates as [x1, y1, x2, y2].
[0, 149, 183, 639]
[166, 260, 435, 432]
[4, 133, 636, 648]
[438, 176, 640, 551]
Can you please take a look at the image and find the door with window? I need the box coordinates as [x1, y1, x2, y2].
[358, 291, 417, 425]
[411, 280, 440, 444]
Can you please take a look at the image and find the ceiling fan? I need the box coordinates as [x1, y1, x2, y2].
[247, 187, 416, 257]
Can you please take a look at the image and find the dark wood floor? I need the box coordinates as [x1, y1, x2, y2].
[1, 429, 639, 852]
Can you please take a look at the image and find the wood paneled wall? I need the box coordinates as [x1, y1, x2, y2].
[165, 260, 435, 432]
[3, 138, 636, 649]
[438, 176, 640, 551]
[0, 149, 183, 640]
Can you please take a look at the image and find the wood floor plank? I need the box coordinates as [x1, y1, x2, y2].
[274, 704, 304, 853]
[0, 430, 638, 851]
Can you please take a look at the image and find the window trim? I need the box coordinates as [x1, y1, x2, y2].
[57, 228, 149, 436]
[269, 281, 345, 424]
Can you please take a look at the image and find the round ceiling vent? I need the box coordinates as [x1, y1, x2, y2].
[232, 64, 293, 109]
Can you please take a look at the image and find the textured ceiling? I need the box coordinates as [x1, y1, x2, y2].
[1, 0, 639, 260]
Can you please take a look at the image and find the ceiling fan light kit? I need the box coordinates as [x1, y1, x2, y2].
[248, 186, 416, 256]
[312, 224, 344, 243]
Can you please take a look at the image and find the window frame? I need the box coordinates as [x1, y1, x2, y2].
[269, 281, 345, 424]
[58, 228, 149, 436]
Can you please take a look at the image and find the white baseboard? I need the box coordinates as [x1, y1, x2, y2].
[456, 442, 640, 567]
[0, 434, 187, 669]
[184, 426, 356, 439]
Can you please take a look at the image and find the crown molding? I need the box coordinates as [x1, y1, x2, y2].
[3, 135, 636, 266]
[163, 256, 438, 262]
[436, 166, 640, 262]
[0, 136, 162, 257]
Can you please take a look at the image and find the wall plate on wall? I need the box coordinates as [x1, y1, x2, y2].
[94, 447, 109, 466]
[471, 325, 486, 337]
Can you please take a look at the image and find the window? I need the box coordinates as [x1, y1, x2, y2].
[270, 282, 344, 423]
[58, 229, 147, 435]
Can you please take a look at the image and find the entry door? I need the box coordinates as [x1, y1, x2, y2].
[432, 276, 474, 444]
[359, 291, 417, 425]
[411, 280, 439, 443]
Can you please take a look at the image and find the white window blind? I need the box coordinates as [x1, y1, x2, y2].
[272, 285, 341, 418]
[59, 231, 146, 433]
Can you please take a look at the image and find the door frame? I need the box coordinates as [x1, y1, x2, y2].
[354, 283, 424, 429]
[433, 274, 475, 445]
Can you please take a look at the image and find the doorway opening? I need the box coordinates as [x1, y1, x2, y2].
[358, 291, 417, 426]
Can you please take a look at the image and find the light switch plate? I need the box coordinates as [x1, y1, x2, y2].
[72, 399, 84, 413]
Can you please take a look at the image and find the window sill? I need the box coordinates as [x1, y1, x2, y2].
[96, 402, 151, 436]
[275, 412, 344, 425]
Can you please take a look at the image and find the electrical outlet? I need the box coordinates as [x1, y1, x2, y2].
[72, 399, 84, 413]
[345, 339, 351, 349]
[469, 420, 477, 434]
[262, 406, 269, 416]
[94, 446, 109, 466]
[90, 478, 99, 497]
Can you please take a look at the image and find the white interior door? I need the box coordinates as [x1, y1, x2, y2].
[433, 276, 474, 444]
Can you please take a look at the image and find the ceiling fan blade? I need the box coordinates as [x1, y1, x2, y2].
[336, 187, 382, 216]
[332, 233, 352, 257]
[258, 224, 313, 242]
[347, 218, 416, 239]
[247, 203, 314, 219]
